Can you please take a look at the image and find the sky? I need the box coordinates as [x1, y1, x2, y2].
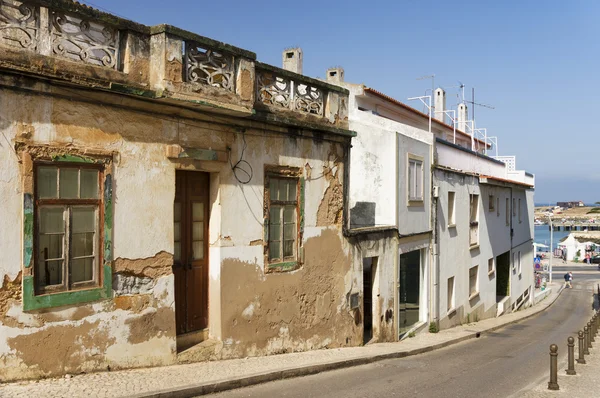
[83, 0, 599, 204]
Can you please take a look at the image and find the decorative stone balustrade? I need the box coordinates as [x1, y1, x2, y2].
[0, 0, 121, 68]
[255, 62, 348, 124]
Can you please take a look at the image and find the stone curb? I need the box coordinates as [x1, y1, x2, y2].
[132, 286, 566, 398]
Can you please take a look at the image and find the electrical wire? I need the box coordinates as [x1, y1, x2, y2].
[228, 129, 253, 184]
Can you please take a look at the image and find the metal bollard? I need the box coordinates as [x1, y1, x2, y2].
[591, 318, 596, 342]
[588, 322, 594, 348]
[577, 330, 586, 364]
[594, 315, 598, 337]
[584, 326, 590, 355]
[548, 344, 559, 390]
[566, 336, 576, 375]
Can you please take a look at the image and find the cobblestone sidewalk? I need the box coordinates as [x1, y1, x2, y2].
[0, 283, 564, 398]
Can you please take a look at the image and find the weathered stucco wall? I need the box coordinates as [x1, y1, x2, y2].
[0, 89, 189, 381]
[0, 74, 356, 379]
[216, 131, 358, 357]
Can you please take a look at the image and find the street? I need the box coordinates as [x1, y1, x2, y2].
[207, 265, 599, 398]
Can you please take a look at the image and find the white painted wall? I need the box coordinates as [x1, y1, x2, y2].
[436, 142, 506, 179]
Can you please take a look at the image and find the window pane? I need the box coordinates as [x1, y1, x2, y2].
[284, 224, 295, 240]
[80, 169, 98, 199]
[193, 221, 204, 240]
[270, 223, 281, 243]
[72, 232, 94, 258]
[283, 206, 295, 223]
[71, 258, 94, 283]
[38, 167, 58, 198]
[288, 180, 297, 201]
[174, 222, 181, 241]
[43, 260, 63, 286]
[192, 202, 204, 222]
[59, 168, 79, 199]
[270, 206, 281, 224]
[174, 242, 181, 262]
[269, 240, 281, 260]
[408, 162, 414, 197]
[279, 180, 289, 201]
[72, 207, 96, 233]
[283, 240, 294, 257]
[39, 233, 63, 260]
[270, 178, 279, 201]
[192, 241, 204, 260]
[174, 202, 181, 222]
[40, 207, 65, 233]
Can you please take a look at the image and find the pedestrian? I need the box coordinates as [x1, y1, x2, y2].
[564, 272, 572, 288]
[569, 272, 573, 288]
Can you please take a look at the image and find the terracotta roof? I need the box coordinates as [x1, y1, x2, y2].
[480, 175, 534, 188]
[363, 87, 491, 148]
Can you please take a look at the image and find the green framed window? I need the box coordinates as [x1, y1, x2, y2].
[264, 167, 304, 273]
[23, 156, 113, 311]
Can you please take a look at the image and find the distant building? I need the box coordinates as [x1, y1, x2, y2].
[557, 201, 584, 208]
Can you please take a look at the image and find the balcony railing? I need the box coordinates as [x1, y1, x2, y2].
[184, 41, 235, 91]
[255, 63, 325, 117]
[0, 0, 121, 69]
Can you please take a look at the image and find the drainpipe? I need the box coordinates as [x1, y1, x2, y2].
[431, 152, 440, 329]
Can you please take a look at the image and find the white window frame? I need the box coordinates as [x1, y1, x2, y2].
[488, 257, 495, 275]
[407, 154, 424, 203]
[447, 276, 455, 313]
[448, 191, 456, 227]
[469, 194, 479, 248]
[469, 265, 479, 299]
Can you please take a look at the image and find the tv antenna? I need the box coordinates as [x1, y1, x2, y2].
[416, 74, 435, 113]
[465, 87, 494, 122]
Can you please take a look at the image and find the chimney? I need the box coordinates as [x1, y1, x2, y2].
[457, 102, 468, 132]
[434, 88, 446, 123]
[326, 67, 344, 84]
[282, 48, 303, 75]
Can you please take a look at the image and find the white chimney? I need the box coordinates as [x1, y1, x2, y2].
[282, 48, 303, 74]
[434, 88, 446, 123]
[326, 67, 344, 84]
[457, 102, 468, 132]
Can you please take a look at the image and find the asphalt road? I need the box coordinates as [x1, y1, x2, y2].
[208, 266, 599, 398]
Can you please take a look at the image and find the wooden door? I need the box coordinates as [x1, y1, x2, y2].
[174, 171, 209, 335]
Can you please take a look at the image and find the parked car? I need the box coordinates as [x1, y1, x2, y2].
[591, 255, 600, 264]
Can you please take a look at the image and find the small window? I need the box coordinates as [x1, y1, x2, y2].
[469, 265, 479, 297]
[408, 155, 424, 202]
[496, 197, 500, 217]
[265, 169, 302, 272]
[513, 251, 517, 272]
[505, 198, 510, 226]
[518, 198, 522, 223]
[35, 164, 102, 293]
[513, 198, 516, 217]
[448, 191, 456, 226]
[488, 194, 495, 212]
[518, 251, 522, 275]
[488, 257, 495, 274]
[469, 194, 479, 247]
[447, 276, 455, 312]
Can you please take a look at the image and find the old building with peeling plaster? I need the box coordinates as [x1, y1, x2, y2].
[0, 0, 536, 383]
[0, 0, 363, 381]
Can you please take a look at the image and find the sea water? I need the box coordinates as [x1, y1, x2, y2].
[534, 225, 570, 250]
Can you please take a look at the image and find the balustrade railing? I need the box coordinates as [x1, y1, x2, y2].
[184, 41, 235, 91]
[256, 65, 325, 117]
[0, 0, 120, 69]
